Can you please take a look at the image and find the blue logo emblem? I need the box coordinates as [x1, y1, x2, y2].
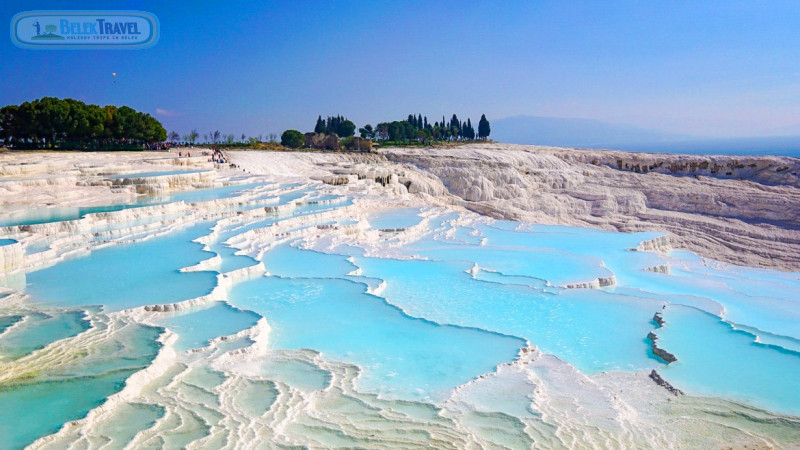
[11, 11, 159, 49]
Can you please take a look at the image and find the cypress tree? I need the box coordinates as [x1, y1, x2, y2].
[315, 115, 325, 133]
[478, 114, 491, 140]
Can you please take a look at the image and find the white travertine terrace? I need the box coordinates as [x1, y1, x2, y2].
[230, 144, 800, 270]
[1, 147, 798, 449]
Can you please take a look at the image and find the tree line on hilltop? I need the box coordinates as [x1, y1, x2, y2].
[361, 113, 490, 142]
[282, 113, 491, 148]
[0, 97, 167, 150]
[314, 115, 356, 137]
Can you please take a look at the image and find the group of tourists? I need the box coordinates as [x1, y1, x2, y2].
[211, 147, 226, 163]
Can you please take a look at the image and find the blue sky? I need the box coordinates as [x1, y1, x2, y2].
[3, 1, 800, 138]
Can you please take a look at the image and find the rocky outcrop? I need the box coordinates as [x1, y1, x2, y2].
[649, 370, 684, 396]
[304, 133, 340, 151]
[647, 331, 677, 363]
[644, 264, 670, 274]
[321, 176, 349, 186]
[304, 132, 325, 149]
[560, 150, 800, 187]
[322, 134, 341, 151]
[648, 311, 677, 364]
[631, 235, 672, 253]
[561, 275, 616, 289]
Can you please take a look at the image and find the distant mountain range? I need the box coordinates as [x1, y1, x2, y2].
[492, 115, 800, 157]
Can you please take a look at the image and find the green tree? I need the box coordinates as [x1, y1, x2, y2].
[337, 119, 356, 137]
[358, 124, 374, 139]
[281, 129, 304, 148]
[0, 97, 170, 149]
[376, 123, 389, 140]
[314, 115, 325, 133]
[0, 105, 19, 145]
[478, 114, 490, 140]
[188, 129, 199, 144]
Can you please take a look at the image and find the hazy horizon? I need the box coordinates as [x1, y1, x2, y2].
[3, 1, 800, 141]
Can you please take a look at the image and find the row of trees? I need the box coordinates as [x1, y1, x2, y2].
[359, 113, 490, 142]
[167, 130, 279, 146]
[282, 112, 492, 150]
[314, 115, 356, 137]
[0, 97, 166, 149]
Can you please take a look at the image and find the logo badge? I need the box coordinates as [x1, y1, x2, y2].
[11, 11, 159, 49]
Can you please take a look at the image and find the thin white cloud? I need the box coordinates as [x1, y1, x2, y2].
[155, 108, 180, 117]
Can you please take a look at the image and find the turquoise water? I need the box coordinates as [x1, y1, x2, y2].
[657, 305, 800, 415]
[0, 183, 267, 228]
[157, 302, 261, 351]
[0, 310, 90, 362]
[211, 242, 259, 273]
[230, 273, 524, 400]
[0, 315, 23, 335]
[166, 182, 264, 204]
[108, 170, 207, 179]
[233, 244, 524, 400]
[0, 203, 151, 227]
[261, 243, 357, 278]
[619, 257, 800, 342]
[0, 322, 162, 450]
[369, 207, 423, 229]
[2, 177, 800, 446]
[354, 256, 662, 373]
[26, 222, 218, 311]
